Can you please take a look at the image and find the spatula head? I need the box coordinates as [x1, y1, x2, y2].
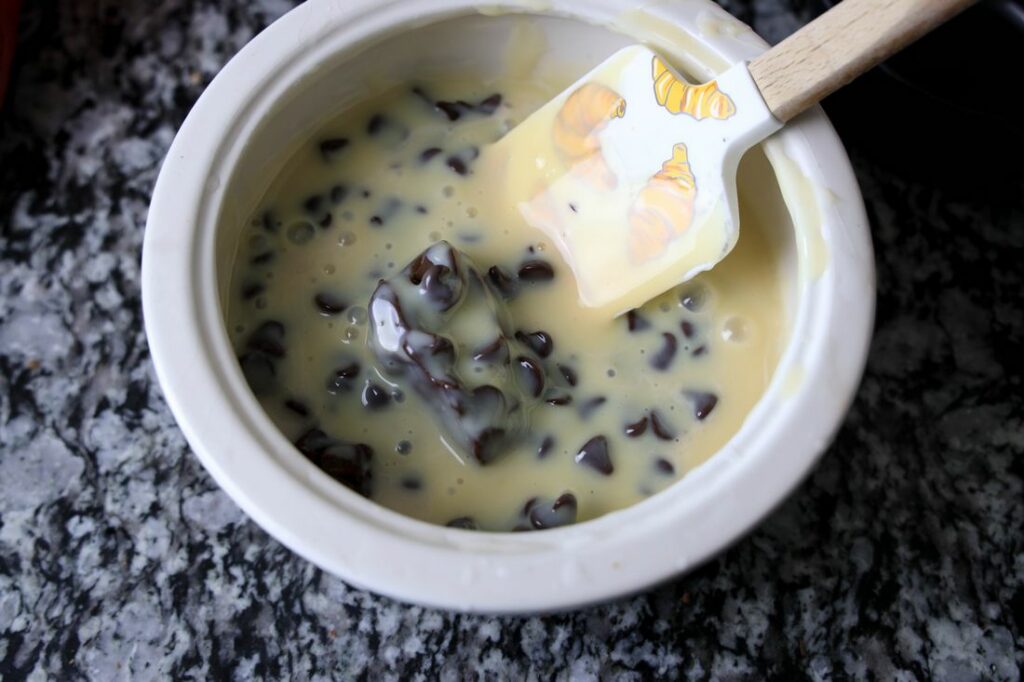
[494, 45, 780, 316]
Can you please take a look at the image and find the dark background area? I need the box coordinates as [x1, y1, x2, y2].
[1, 1, 1021, 678]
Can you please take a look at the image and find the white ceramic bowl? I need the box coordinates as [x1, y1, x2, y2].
[142, 0, 874, 613]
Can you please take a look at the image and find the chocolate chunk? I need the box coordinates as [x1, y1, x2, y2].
[434, 95, 501, 121]
[626, 309, 650, 332]
[538, 435, 555, 459]
[319, 137, 349, 160]
[518, 260, 555, 282]
[446, 516, 477, 530]
[318, 213, 333, 228]
[330, 184, 349, 204]
[487, 265, 519, 299]
[361, 381, 391, 410]
[246, 321, 285, 358]
[250, 251, 275, 266]
[575, 436, 613, 475]
[624, 416, 649, 438]
[557, 363, 578, 387]
[294, 428, 372, 496]
[655, 458, 675, 475]
[314, 291, 346, 316]
[241, 283, 264, 300]
[544, 393, 572, 406]
[400, 475, 422, 491]
[579, 396, 606, 419]
[419, 147, 443, 163]
[528, 492, 577, 530]
[411, 85, 433, 105]
[515, 356, 544, 398]
[435, 100, 467, 121]
[691, 345, 707, 357]
[303, 195, 323, 213]
[415, 205, 429, 214]
[325, 362, 360, 395]
[680, 320, 695, 338]
[685, 391, 719, 420]
[649, 410, 676, 440]
[515, 330, 554, 358]
[650, 333, 678, 371]
[284, 399, 310, 417]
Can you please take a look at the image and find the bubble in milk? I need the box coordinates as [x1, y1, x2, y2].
[338, 231, 357, 247]
[346, 306, 367, 325]
[721, 316, 751, 343]
[286, 220, 315, 245]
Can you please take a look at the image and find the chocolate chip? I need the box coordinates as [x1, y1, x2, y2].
[538, 435, 555, 458]
[655, 458, 675, 475]
[544, 394, 573, 406]
[650, 333, 678, 371]
[261, 210, 279, 233]
[325, 362, 360, 395]
[313, 291, 346, 316]
[626, 309, 650, 332]
[487, 265, 519, 299]
[330, 184, 348, 204]
[516, 356, 544, 398]
[303, 195, 323, 213]
[319, 138, 349, 160]
[361, 382, 391, 409]
[368, 197, 402, 228]
[284, 399, 310, 417]
[436, 100, 467, 121]
[419, 147, 443, 163]
[446, 156, 469, 176]
[557, 364, 578, 387]
[624, 416, 648, 437]
[575, 436, 613, 475]
[515, 330, 554, 358]
[446, 516, 477, 530]
[685, 391, 719, 420]
[318, 212, 333, 228]
[680, 285, 707, 312]
[366, 113, 387, 135]
[691, 345, 707, 357]
[415, 205, 429, 214]
[477, 93, 502, 115]
[239, 352, 276, 393]
[681, 320, 695, 338]
[294, 428, 372, 496]
[579, 396, 607, 419]
[472, 337, 509, 364]
[400, 475, 422, 491]
[241, 283, 264, 300]
[411, 85, 433, 105]
[518, 260, 555, 282]
[246, 321, 286, 358]
[250, 251, 275, 266]
[650, 410, 676, 440]
[528, 492, 577, 529]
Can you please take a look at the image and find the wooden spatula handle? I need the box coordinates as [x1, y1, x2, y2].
[748, 0, 976, 122]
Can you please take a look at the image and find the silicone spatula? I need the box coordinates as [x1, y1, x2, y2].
[494, 0, 974, 316]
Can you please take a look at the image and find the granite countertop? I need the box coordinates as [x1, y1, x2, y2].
[1, 1, 1021, 679]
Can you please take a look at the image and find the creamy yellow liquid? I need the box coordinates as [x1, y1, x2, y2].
[226, 74, 785, 531]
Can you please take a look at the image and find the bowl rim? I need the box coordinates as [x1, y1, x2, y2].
[142, 0, 875, 613]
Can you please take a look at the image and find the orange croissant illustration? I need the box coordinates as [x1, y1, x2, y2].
[629, 143, 697, 262]
[552, 83, 626, 190]
[652, 57, 735, 121]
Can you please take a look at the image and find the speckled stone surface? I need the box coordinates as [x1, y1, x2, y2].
[1, 1, 1022, 679]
